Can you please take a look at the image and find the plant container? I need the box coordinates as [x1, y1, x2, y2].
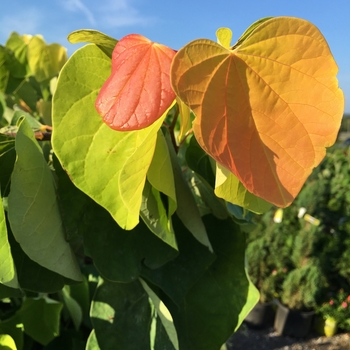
[245, 301, 275, 329]
[274, 300, 314, 337]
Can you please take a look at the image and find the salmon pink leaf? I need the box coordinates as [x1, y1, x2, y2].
[171, 17, 344, 207]
[96, 34, 176, 131]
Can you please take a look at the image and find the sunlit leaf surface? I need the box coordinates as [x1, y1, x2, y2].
[96, 34, 176, 131]
[171, 17, 344, 206]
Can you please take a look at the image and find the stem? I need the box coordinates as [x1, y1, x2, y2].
[3, 131, 52, 141]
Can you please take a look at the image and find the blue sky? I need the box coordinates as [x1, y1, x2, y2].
[1, 0, 349, 112]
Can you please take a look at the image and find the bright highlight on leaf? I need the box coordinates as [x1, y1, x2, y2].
[96, 34, 176, 131]
[171, 17, 344, 207]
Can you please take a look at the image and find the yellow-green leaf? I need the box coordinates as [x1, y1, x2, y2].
[52, 45, 171, 230]
[171, 17, 344, 207]
[215, 163, 272, 214]
[0, 197, 17, 286]
[0, 334, 17, 350]
[147, 129, 176, 214]
[176, 97, 192, 143]
[8, 118, 81, 281]
[67, 29, 118, 57]
[216, 27, 232, 49]
[27, 36, 67, 82]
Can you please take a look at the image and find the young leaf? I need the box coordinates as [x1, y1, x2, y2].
[216, 27, 232, 48]
[52, 44, 175, 229]
[171, 17, 344, 207]
[8, 118, 82, 281]
[68, 29, 118, 57]
[95, 34, 176, 131]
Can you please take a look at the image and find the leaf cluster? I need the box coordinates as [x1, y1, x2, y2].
[0, 15, 345, 350]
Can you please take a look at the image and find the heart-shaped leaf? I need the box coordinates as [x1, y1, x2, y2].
[96, 34, 176, 131]
[171, 17, 344, 207]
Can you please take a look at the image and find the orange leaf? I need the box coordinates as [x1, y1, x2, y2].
[171, 17, 344, 207]
[96, 34, 176, 131]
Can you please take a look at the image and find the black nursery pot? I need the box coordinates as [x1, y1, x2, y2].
[245, 301, 275, 329]
[274, 300, 314, 338]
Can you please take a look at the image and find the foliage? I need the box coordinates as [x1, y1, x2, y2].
[317, 289, 350, 331]
[247, 145, 350, 312]
[246, 207, 297, 302]
[281, 260, 328, 310]
[0, 15, 344, 350]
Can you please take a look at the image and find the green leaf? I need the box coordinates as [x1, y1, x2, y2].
[27, 36, 67, 82]
[167, 215, 258, 350]
[232, 16, 273, 49]
[215, 163, 272, 214]
[164, 129, 213, 252]
[0, 314, 23, 350]
[14, 80, 39, 112]
[191, 173, 228, 220]
[52, 44, 171, 230]
[61, 286, 83, 330]
[19, 297, 63, 345]
[68, 274, 90, 322]
[5, 32, 30, 78]
[8, 118, 81, 281]
[0, 283, 23, 299]
[0, 334, 17, 350]
[86, 330, 100, 350]
[235, 276, 259, 331]
[0, 134, 16, 197]
[10, 110, 42, 129]
[140, 278, 179, 350]
[0, 46, 10, 92]
[140, 181, 177, 250]
[141, 214, 215, 305]
[82, 200, 177, 282]
[0, 194, 17, 285]
[147, 130, 177, 214]
[91, 278, 152, 350]
[67, 29, 118, 57]
[52, 154, 92, 241]
[7, 225, 65, 292]
[186, 135, 215, 187]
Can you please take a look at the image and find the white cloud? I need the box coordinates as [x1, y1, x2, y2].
[61, 0, 96, 26]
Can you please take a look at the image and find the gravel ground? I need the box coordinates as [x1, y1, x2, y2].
[226, 325, 350, 350]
